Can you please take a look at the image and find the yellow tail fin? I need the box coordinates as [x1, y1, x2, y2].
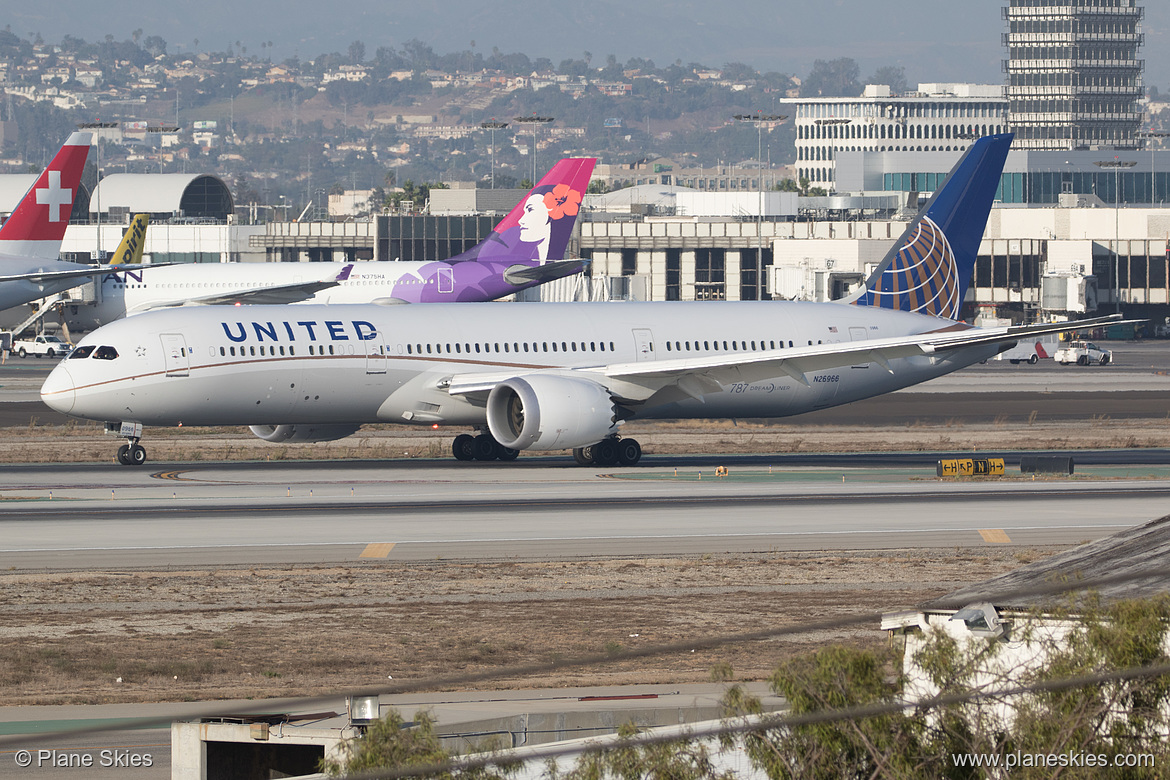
[110, 214, 149, 265]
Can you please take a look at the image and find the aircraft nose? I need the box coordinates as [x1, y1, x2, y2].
[41, 362, 76, 415]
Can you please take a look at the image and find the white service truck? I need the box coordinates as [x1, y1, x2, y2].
[12, 334, 73, 358]
[1053, 340, 1111, 366]
[993, 337, 1058, 365]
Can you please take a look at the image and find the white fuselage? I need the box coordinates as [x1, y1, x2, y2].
[57, 261, 457, 330]
[43, 301, 998, 429]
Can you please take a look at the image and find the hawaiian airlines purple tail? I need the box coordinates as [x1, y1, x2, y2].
[396, 158, 596, 302]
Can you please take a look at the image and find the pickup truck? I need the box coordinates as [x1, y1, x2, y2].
[1053, 340, 1111, 366]
[13, 334, 74, 358]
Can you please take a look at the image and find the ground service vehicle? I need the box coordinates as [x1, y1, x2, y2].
[14, 334, 73, 358]
[1054, 340, 1111, 366]
[993, 338, 1056, 365]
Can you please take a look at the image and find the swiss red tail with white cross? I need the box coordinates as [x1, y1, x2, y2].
[0, 132, 91, 260]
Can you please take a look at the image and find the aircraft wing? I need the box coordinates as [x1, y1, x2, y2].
[0, 264, 138, 285]
[145, 264, 355, 309]
[447, 314, 1133, 403]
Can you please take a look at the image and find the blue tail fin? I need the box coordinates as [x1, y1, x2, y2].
[852, 133, 1012, 320]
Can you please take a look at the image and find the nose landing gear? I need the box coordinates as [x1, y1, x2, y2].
[107, 422, 148, 467]
[116, 440, 147, 466]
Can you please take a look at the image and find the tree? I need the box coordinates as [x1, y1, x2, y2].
[724, 597, 1170, 779]
[800, 58, 861, 98]
[142, 35, 167, 56]
[323, 709, 514, 778]
[348, 40, 366, 66]
[550, 722, 735, 780]
[868, 65, 908, 95]
[737, 646, 933, 779]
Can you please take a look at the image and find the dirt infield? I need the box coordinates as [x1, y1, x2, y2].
[0, 548, 1051, 706]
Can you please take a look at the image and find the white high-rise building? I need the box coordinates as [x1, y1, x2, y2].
[792, 84, 1008, 192]
[1004, 0, 1144, 151]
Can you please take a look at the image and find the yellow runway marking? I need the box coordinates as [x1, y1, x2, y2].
[979, 529, 1012, 544]
[359, 543, 396, 558]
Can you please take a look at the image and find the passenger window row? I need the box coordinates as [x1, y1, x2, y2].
[406, 341, 616, 355]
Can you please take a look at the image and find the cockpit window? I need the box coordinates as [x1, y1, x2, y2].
[70, 346, 95, 359]
[93, 346, 119, 360]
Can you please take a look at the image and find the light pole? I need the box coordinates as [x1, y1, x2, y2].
[513, 115, 554, 186]
[480, 120, 509, 189]
[734, 113, 788, 300]
[1137, 130, 1170, 204]
[1094, 158, 1137, 313]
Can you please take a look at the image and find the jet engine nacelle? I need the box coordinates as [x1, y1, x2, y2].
[249, 424, 362, 443]
[486, 375, 618, 451]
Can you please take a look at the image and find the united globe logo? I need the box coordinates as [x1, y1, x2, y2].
[867, 216, 961, 319]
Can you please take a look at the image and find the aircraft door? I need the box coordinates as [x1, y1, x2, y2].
[631, 328, 656, 362]
[438, 267, 455, 294]
[160, 333, 190, 377]
[365, 330, 387, 375]
[849, 326, 870, 369]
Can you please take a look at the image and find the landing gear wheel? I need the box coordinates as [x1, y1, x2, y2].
[472, 434, 499, 461]
[617, 438, 642, 466]
[592, 439, 619, 466]
[117, 443, 146, 466]
[573, 446, 595, 466]
[497, 446, 519, 461]
[452, 434, 475, 461]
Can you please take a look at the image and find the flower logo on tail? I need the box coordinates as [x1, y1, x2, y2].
[544, 184, 582, 221]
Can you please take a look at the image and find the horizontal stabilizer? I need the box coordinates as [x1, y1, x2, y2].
[502, 259, 586, 286]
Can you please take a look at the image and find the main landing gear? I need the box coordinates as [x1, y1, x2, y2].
[448, 432, 642, 466]
[116, 439, 147, 466]
[451, 432, 519, 462]
[572, 437, 641, 467]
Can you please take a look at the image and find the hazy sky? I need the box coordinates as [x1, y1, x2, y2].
[8, 1, 1170, 89]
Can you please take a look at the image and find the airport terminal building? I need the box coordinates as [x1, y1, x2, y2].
[0, 0, 1165, 328]
[0, 188, 1158, 327]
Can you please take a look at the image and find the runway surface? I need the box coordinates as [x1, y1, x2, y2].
[0, 339, 1166, 569]
[1, 458, 1166, 569]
